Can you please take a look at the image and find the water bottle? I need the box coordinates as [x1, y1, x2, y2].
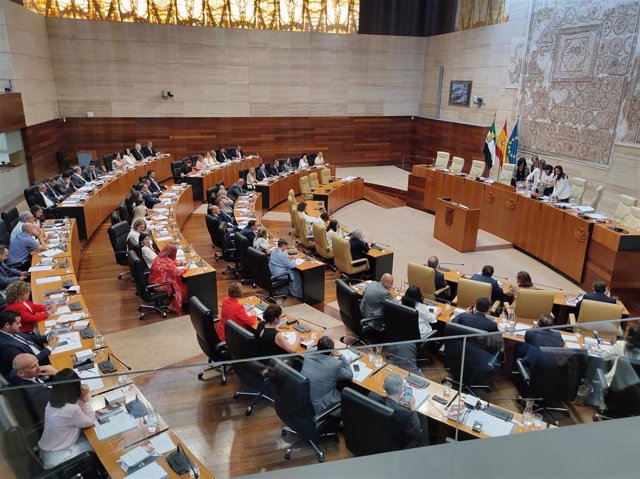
[146, 406, 159, 433]
[522, 399, 534, 427]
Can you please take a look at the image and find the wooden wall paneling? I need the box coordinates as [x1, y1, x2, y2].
[0, 93, 26, 133]
[21, 119, 65, 182]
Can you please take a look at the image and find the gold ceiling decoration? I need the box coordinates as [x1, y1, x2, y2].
[456, 0, 509, 31]
[23, 0, 360, 33]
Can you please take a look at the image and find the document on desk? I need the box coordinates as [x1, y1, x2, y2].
[281, 332, 297, 345]
[409, 387, 430, 410]
[155, 235, 174, 242]
[56, 312, 84, 323]
[149, 432, 176, 455]
[41, 249, 65, 258]
[565, 342, 582, 349]
[75, 366, 104, 391]
[119, 446, 154, 471]
[464, 409, 514, 436]
[51, 332, 82, 354]
[94, 406, 137, 440]
[35, 275, 62, 285]
[294, 258, 305, 266]
[124, 461, 168, 479]
[28, 265, 54, 272]
[52, 306, 72, 315]
[350, 361, 373, 382]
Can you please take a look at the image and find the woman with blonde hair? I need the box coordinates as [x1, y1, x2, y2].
[314, 151, 325, 166]
[253, 227, 272, 254]
[246, 167, 257, 190]
[4, 281, 53, 332]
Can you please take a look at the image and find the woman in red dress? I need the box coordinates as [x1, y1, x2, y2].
[215, 282, 257, 341]
[4, 281, 52, 332]
[149, 245, 188, 315]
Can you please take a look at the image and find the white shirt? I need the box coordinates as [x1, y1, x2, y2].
[38, 401, 95, 452]
[315, 156, 325, 166]
[526, 168, 543, 191]
[253, 236, 271, 253]
[326, 229, 338, 250]
[141, 245, 157, 268]
[416, 303, 438, 340]
[41, 192, 54, 208]
[298, 158, 309, 169]
[553, 176, 571, 200]
[127, 230, 141, 244]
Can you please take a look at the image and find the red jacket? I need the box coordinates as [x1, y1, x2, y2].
[215, 297, 256, 341]
[5, 301, 49, 332]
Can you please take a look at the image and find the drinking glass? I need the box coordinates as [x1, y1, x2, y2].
[532, 413, 543, 429]
[146, 408, 159, 433]
[443, 381, 452, 398]
[94, 335, 105, 348]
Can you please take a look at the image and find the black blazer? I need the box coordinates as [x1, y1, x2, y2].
[0, 332, 51, 377]
[216, 151, 228, 163]
[83, 170, 101, 182]
[349, 237, 370, 261]
[44, 184, 62, 203]
[219, 210, 236, 226]
[148, 177, 164, 193]
[8, 373, 51, 420]
[227, 183, 244, 203]
[256, 168, 268, 181]
[265, 164, 279, 177]
[70, 173, 87, 189]
[132, 148, 145, 161]
[368, 391, 422, 449]
[32, 192, 53, 209]
[142, 146, 156, 158]
[521, 328, 565, 368]
[55, 180, 74, 196]
[453, 312, 499, 333]
[141, 191, 160, 209]
[470, 273, 503, 303]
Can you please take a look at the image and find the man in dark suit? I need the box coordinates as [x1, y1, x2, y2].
[516, 313, 564, 368]
[8, 353, 56, 420]
[301, 336, 353, 414]
[576, 280, 617, 316]
[453, 297, 498, 333]
[0, 310, 58, 377]
[349, 229, 370, 261]
[142, 141, 156, 158]
[44, 177, 63, 203]
[146, 169, 165, 193]
[132, 143, 145, 161]
[239, 220, 258, 244]
[55, 172, 76, 196]
[70, 166, 88, 189]
[265, 161, 279, 177]
[140, 182, 160, 209]
[368, 373, 423, 449]
[227, 179, 245, 203]
[427, 256, 450, 300]
[275, 159, 285, 173]
[470, 265, 513, 304]
[217, 147, 229, 163]
[232, 145, 244, 159]
[82, 163, 103, 182]
[256, 163, 269, 181]
[31, 184, 57, 215]
[214, 201, 236, 227]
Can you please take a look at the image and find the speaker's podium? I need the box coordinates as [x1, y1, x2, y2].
[433, 197, 480, 252]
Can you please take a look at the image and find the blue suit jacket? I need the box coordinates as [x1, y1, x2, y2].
[0, 332, 51, 377]
[470, 273, 503, 303]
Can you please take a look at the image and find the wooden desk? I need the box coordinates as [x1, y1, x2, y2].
[434, 197, 480, 253]
[233, 192, 263, 224]
[255, 166, 337, 210]
[31, 219, 81, 272]
[295, 258, 326, 305]
[55, 156, 173, 240]
[365, 247, 394, 281]
[311, 177, 365, 214]
[151, 185, 218, 313]
[185, 156, 262, 202]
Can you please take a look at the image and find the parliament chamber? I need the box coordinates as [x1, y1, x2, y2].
[1, 1, 639, 478]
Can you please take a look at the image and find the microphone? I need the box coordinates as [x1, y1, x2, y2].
[593, 331, 602, 346]
[533, 282, 563, 291]
[440, 262, 465, 266]
[372, 241, 391, 248]
[98, 352, 132, 374]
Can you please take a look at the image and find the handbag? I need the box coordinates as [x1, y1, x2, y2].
[166, 444, 197, 477]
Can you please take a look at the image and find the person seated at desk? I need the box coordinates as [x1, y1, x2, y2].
[240, 220, 258, 244]
[510, 157, 530, 187]
[38, 368, 95, 469]
[127, 218, 147, 245]
[325, 220, 339, 251]
[212, 202, 237, 228]
[256, 304, 300, 356]
[402, 286, 438, 340]
[349, 229, 370, 262]
[178, 158, 194, 179]
[256, 163, 269, 181]
[227, 178, 246, 203]
[7, 224, 44, 271]
[142, 141, 157, 158]
[147, 169, 166, 194]
[301, 336, 353, 415]
[508, 270, 533, 306]
[360, 273, 394, 319]
[283, 157, 294, 172]
[31, 205, 45, 230]
[131, 143, 144, 161]
[140, 182, 161, 209]
[275, 159, 286, 173]
[368, 373, 423, 449]
[149, 245, 189, 315]
[194, 155, 206, 171]
[82, 163, 103, 182]
[298, 154, 309, 170]
[9, 353, 57, 419]
[601, 325, 640, 386]
[44, 178, 63, 204]
[550, 165, 571, 202]
[3, 281, 52, 333]
[269, 238, 303, 299]
[426, 256, 450, 300]
[253, 227, 272, 254]
[313, 211, 331, 229]
[265, 161, 279, 177]
[216, 282, 257, 341]
[245, 167, 257, 190]
[576, 280, 617, 316]
[217, 147, 229, 163]
[296, 202, 315, 235]
[471, 265, 513, 304]
[515, 313, 564, 369]
[215, 188, 235, 215]
[453, 297, 498, 333]
[0, 245, 27, 289]
[201, 151, 217, 168]
[122, 149, 137, 166]
[314, 151, 325, 166]
[55, 172, 76, 197]
[139, 233, 158, 269]
[11, 211, 35, 242]
[0, 310, 59, 377]
[233, 145, 244, 159]
[70, 166, 87, 189]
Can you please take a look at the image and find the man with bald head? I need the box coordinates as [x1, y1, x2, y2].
[7, 223, 43, 270]
[427, 255, 449, 300]
[360, 273, 394, 320]
[9, 353, 57, 420]
[132, 143, 145, 161]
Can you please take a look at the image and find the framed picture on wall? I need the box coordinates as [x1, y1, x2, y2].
[448, 81, 472, 106]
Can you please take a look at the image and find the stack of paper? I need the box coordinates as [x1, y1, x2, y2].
[41, 249, 64, 258]
[75, 367, 104, 391]
[281, 332, 297, 345]
[124, 461, 168, 478]
[350, 361, 373, 382]
[28, 265, 53, 273]
[93, 406, 137, 440]
[56, 312, 84, 323]
[149, 432, 176, 454]
[51, 332, 82, 354]
[119, 446, 153, 471]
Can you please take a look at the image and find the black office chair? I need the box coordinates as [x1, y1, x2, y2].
[1, 206, 19, 232]
[225, 320, 273, 416]
[593, 357, 640, 420]
[0, 395, 104, 479]
[128, 250, 172, 320]
[245, 247, 292, 303]
[205, 214, 220, 249]
[443, 322, 501, 395]
[127, 236, 142, 261]
[220, 225, 239, 276]
[23, 186, 39, 206]
[118, 201, 131, 225]
[335, 279, 383, 344]
[171, 160, 184, 183]
[0, 373, 44, 446]
[102, 154, 114, 172]
[515, 346, 588, 425]
[0, 219, 11, 246]
[188, 296, 229, 384]
[382, 300, 421, 343]
[233, 231, 254, 284]
[110, 211, 120, 225]
[107, 221, 131, 279]
[124, 194, 135, 218]
[206, 186, 218, 205]
[341, 387, 396, 456]
[239, 168, 249, 182]
[190, 155, 200, 163]
[268, 358, 340, 462]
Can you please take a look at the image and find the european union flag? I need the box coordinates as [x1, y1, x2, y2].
[506, 120, 519, 165]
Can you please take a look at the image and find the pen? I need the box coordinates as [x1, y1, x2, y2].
[370, 362, 388, 377]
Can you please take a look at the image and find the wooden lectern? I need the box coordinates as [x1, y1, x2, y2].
[434, 197, 480, 252]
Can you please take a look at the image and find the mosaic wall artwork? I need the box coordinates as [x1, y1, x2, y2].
[519, 0, 640, 167]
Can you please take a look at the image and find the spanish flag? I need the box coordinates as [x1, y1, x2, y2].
[496, 120, 508, 163]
